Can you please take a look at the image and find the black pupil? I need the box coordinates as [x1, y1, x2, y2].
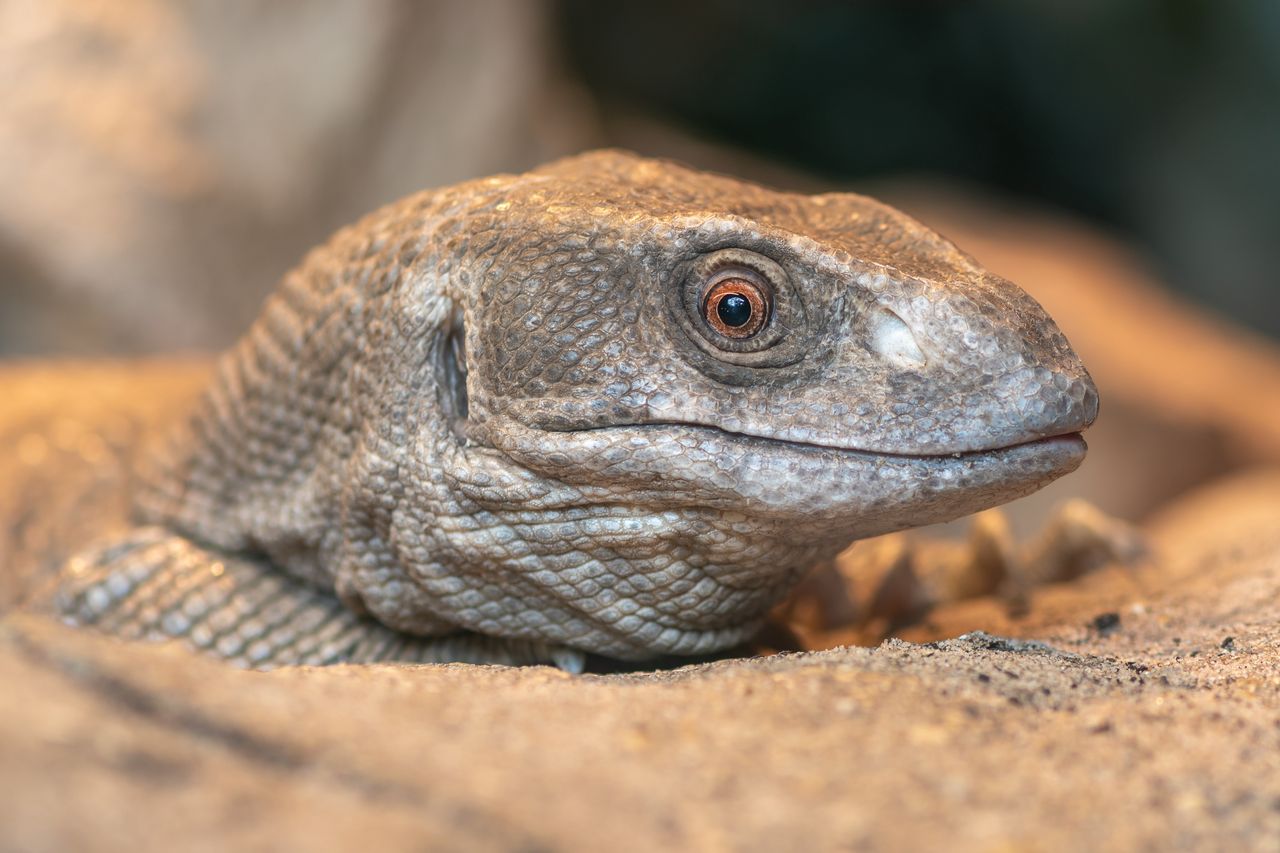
[716, 293, 752, 327]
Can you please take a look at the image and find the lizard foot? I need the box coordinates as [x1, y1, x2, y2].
[781, 501, 1148, 644]
[1014, 499, 1150, 588]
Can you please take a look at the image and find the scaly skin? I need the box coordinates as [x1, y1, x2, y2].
[13, 151, 1097, 669]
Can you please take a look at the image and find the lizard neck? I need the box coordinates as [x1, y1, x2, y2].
[134, 188, 474, 597]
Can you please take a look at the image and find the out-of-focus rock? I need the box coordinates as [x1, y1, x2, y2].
[0, 0, 589, 355]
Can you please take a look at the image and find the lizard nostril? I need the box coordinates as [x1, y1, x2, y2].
[868, 307, 926, 369]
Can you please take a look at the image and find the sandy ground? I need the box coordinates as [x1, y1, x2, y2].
[3, 469, 1279, 852]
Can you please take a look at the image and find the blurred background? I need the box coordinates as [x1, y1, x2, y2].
[2, 0, 1279, 529]
[2, 0, 1276, 356]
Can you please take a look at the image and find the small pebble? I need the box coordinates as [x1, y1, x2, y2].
[1091, 612, 1121, 636]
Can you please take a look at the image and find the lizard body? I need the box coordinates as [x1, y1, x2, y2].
[11, 151, 1096, 668]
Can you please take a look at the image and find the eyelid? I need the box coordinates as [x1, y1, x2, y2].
[701, 263, 770, 295]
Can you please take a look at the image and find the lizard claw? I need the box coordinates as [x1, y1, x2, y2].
[1019, 499, 1150, 586]
[548, 646, 587, 674]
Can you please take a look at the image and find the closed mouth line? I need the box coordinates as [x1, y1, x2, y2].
[548, 420, 1086, 461]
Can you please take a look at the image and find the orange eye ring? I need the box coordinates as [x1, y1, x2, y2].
[702, 277, 770, 339]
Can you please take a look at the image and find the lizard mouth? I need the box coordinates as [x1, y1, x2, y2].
[479, 416, 1088, 527]
[559, 420, 1088, 462]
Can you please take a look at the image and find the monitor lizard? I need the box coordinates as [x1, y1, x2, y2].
[4, 150, 1098, 671]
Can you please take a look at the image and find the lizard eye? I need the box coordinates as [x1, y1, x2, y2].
[702, 275, 770, 339]
[672, 247, 801, 368]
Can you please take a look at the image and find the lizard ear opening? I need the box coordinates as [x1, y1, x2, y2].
[436, 307, 469, 441]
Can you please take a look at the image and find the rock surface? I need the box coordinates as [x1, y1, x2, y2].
[4, 470, 1280, 851]
[0, 0, 580, 355]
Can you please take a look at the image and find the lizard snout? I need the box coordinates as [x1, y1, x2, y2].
[859, 271, 1099, 453]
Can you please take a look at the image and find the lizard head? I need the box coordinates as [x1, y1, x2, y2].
[426, 151, 1096, 656]
[465, 151, 1094, 460]
[148, 150, 1097, 660]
